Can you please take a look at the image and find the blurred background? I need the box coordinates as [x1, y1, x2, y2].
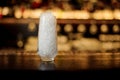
[0, 0, 120, 52]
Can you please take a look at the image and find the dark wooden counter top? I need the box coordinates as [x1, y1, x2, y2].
[0, 50, 120, 71]
[0, 50, 120, 79]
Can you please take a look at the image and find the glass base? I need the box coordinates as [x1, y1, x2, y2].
[41, 57, 54, 61]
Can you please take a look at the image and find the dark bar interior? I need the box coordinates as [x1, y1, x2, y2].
[0, 0, 120, 78]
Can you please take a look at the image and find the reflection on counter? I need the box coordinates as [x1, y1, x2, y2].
[39, 61, 56, 71]
[0, 51, 120, 70]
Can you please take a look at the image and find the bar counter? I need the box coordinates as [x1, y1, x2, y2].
[0, 50, 120, 70]
[0, 50, 120, 79]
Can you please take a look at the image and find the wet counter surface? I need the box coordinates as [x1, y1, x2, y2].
[0, 50, 120, 71]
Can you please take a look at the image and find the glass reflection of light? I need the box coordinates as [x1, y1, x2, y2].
[39, 61, 56, 71]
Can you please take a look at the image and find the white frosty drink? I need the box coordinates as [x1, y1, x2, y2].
[38, 11, 58, 61]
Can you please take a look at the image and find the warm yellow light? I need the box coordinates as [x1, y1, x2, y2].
[90, 24, 97, 34]
[72, 38, 102, 51]
[2, 7, 9, 16]
[61, 11, 75, 19]
[64, 24, 73, 32]
[30, 9, 43, 18]
[28, 22, 36, 32]
[57, 35, 71, 51]
[0, 7, 2, 14]
[102, 42, 113, 50]
[92, 10, 103, 19]
[114, 35, 120, 41]
[14, 9, 22, 18]
[113, 9, 120, 20]
[113, 42, 120, 49]
[24, 36, 38, 51]
[23, 9, 31, 18]
[103, 9, 113, 20]
[74, 10, 90, 19]
[56, 24, 61, 32]
[51, 10, 64, 19]
[77, 24, 86, 33]
[58, 43, 71, 51]
[113, 24, 119, 33]
[99, 34, 107, 41]
[100, 24, 108, 33]
[27, 36, 37, 44]
[58, 35, 68, 44]
[17, 40, 23, 48]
